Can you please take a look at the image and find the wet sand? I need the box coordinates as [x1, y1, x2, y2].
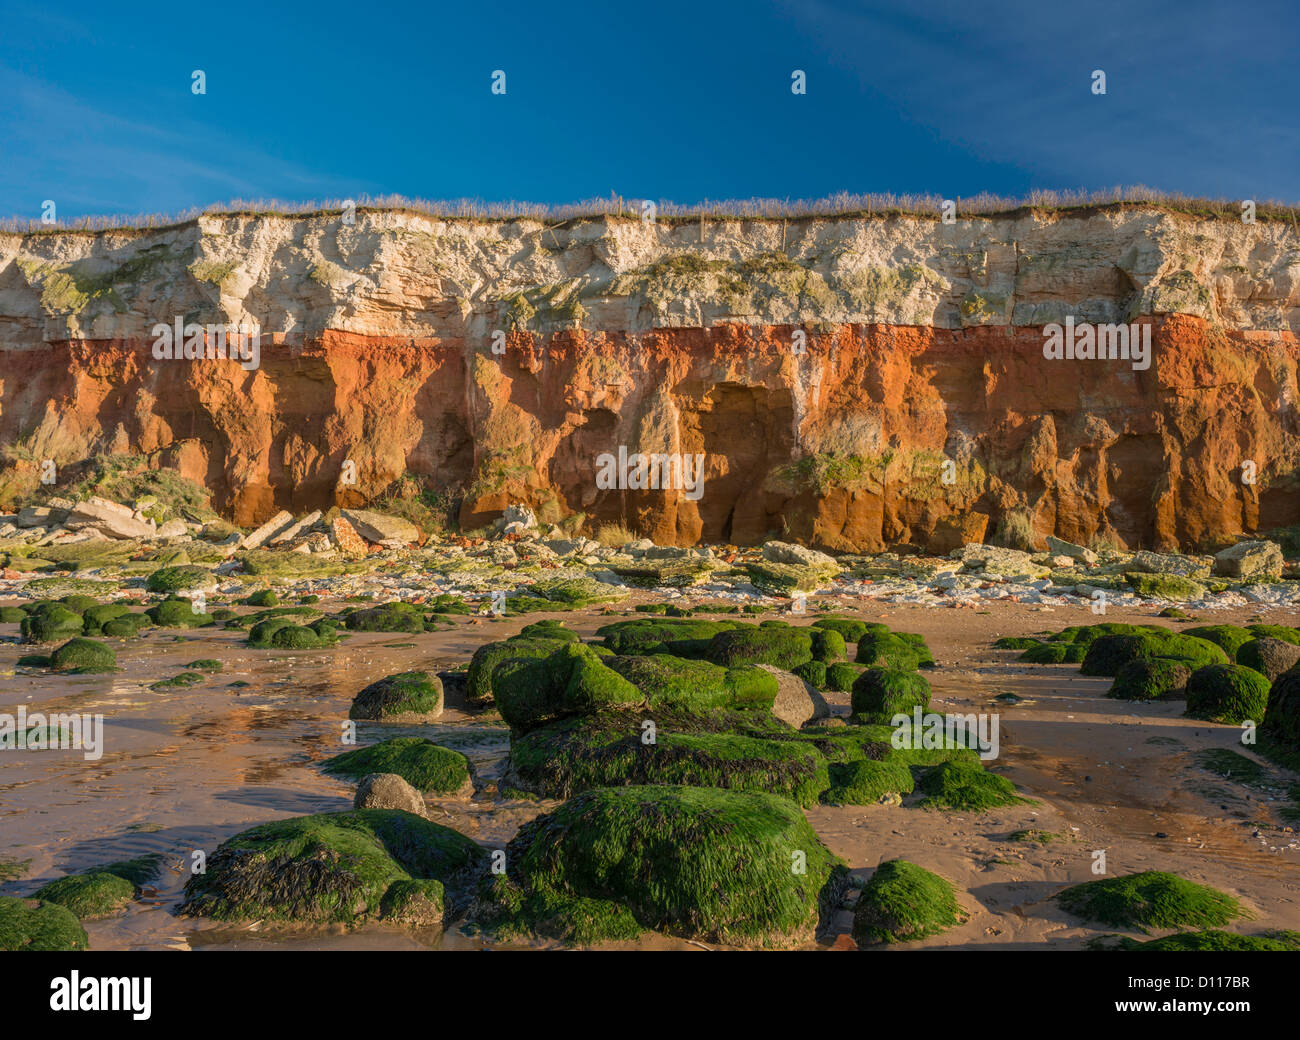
[2, 596, 1298, 950]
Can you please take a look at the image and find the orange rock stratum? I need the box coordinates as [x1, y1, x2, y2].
[2, 207, 1297, 550]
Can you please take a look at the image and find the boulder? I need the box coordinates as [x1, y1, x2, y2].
[16, 506, 53, 528]
[270, 510, 323, 545]
[1213, 540, 1283, 580]
[1129, 550, 1211, 578]
[330, 515, 368, 555]
[65, 497, 155, 539]
[503, 504, 537, 530]
[756, 663, 830, 728]
[1046, 535, 1098, 566]
[353, 773, 427, 817]
[241, 510, 295, 549]
[762, 540, 837, 569]
[155, 519, 188, 538]
[956, 544, 1045, 577]
[341, 509, 418, 546]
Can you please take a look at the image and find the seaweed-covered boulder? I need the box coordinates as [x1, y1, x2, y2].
[517, 619, 580, 642]
[246, 589, 279, 607]
[595, 618, 742, 655]
[605, 655, 779, 718]
[354, 773, 427, 816]
[349, 671, 444, 722]
[30, 856, 161, 920]
[32, 871, 133, 919]
[995, 636, 1044, 650]
[344, 601, 430, 634]
[1236, 638, 1300, 682]
[809, 627, 846, 664]
[825, 758, 915, 804]
[851, 668, 931, 723]
[80, 603, 130, 635]
[247, 615, 338, 648]
[179, 810, 487, 925]
[852, 860, 966, 945]
[1057, 870, 1244, 931]
[507, 716, 832, 805]
[812, 616, 879, 642]
[855, 633, 923, 671]
[146, 597, 215, 628]
[1081, 632, 1226, 677]
[826, 662, 864, 692]
[1184, 625, 1256, 658]
[1184, 664, 1271, 725]
[493, 644, 643, 733]
[465, 636, 574, 706]
[1108, 658, 1192, 701]
[1248, 624, 1300, 646]
[20, 604, 84, 644]
[704, 625, 814, 671]
[1018, 640, 1087, 664]
[793, 660, 828, 688]
[101, 612, 153, 637]
[0, 897, 88, 951]
[917, 761, 1026, 811]
[324, 738, 473, 797]
[145, 565, 218, 594]
[476, 785, 846, 946]
[49, 638, 116, 674]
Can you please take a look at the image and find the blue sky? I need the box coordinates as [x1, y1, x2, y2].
[1, 0, 1295, 219]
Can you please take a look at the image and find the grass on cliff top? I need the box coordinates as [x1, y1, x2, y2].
[11, 188, 1300, 235]
[15, 454, 219, 523]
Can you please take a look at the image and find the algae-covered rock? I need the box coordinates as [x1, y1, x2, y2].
[1096, 929, 1300, 951]
[1057, 870, 1245, 932]
[80, 603, 130, 635]
[1248, 624, 1300, 645]
[596, 617, 743, 655]
[704, 624, 814, 671]
[32, 871, 134, 919]
[465, 636, 574, 706]
[855, 632, 925, 670]
[50, 638, 116, 674]
[145, 565, 217, 594]
[1184, 664, 1271, 724]
[825, 758, 915, 804]
[247, 615, 338, 648]
[1184, 625, 1256, 658]
[1081, 632, 1226, 677]
[1262, 668, 1300, 753]
[349, 671, 444, 722]
[146, 597, 215, 628]
[607, 654, 779, 717]
[852, 859, 966, 944]
[179, 809, 487, 924]
[0, 896, 88, 951]
[344, 601, 430, 633]
[507, 715, 832, 805]
[812, 616, 881, 643]
[917, 761, 1026, 811]
[20, 604, 84, 644]
[1018, 640, 1087, 664]
[825, 661, 864, 692]
[324, 738, 472, 796]
[851, 668, 930, 723]
[478, 785, 846, 947]
[1125, 572, 1206, 601]
[493, 644, 643, 733]
[793, 660, 828, 688]
[995, 636, 1044, 650]
[1108, 658, 1191, 701]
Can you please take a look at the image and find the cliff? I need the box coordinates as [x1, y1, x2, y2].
[1, 205, 1298, 551]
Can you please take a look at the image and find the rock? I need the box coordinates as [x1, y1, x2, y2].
[349, 671, 444, 723]
[330, 515, 368, 555]
[241, 509, 295, 549]
[16, 506, 52, 528]
[1236, 637, 1300, 681]
[64, 497, 155, 539]
[503, 504, 537, 530]
[757, 663, 830, 728]
[269, 510, 322, 545]
[1213, 540, 1283, 579]
[762, 540, 837, 568]
[341, 509, 418, 546]
[543, 538, 584, 556]
[956, 544, 1047, 577]
[1046, 535, 1098, 565]
[353, 773, 427, 817]
[156, 519, 188, 538]
[1129, 550, 1211, 578]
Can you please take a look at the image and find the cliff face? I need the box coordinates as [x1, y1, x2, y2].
[1, 207, 1298, 551]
